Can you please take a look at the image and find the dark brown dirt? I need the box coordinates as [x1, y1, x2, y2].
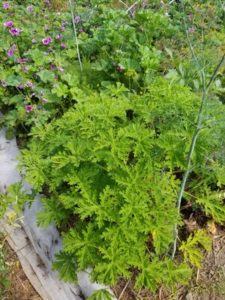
[1, 240, 42, 300]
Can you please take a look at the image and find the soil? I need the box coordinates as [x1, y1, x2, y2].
[1, 240, 42, 300]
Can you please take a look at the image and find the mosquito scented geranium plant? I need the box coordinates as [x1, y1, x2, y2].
[19, 77, 225, 292]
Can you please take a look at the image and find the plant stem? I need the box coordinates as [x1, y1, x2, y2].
[172, 0, 225, 259]
[68, 0, 83, 72]
[172, 54, 225, 259]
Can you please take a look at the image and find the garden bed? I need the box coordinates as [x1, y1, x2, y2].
[1, 1, 225, 299]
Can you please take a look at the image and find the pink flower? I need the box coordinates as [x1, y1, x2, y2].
[32, 38, 37, 44]
[42, 36, 53, 45]
[60, 43, 66, 49]
[55, 34, 62, 40]
[188, 27, 195, 33]
[27, 5, 33, 13]
[44, 0, 50, 6]
[25, 81, 33, 88]
[7, 48, 14, 57]
[25, 105, 33, 113]
[9, 27, 21, 36]
[74, 16, 81, 24]
[17, 58, 28, 64]
[4, 20, 13, 27]
[17, 84, 24, 89]
[3, 2, 10, 9]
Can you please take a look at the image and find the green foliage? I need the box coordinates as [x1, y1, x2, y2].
[36, 196, 71, 228]
[19, 77, 225, 292]
[0, 182, 32, 218]
[52, 251, 78, 283]
[135, 256, 191, 293]
[180, 230, 212, 268]
[87, 289, 113, 300]
[1, 0, 225, 297]
[0, 0, 181, 134]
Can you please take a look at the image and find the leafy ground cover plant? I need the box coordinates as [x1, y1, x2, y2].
[20, 77, 225, 293]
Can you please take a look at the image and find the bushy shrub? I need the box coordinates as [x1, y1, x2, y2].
[20, 78, 225, 291]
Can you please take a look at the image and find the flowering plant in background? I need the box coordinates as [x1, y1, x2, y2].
[26, 5, 33, 13]
[25, 105, 33, 113]
[3, 2, 10, 9]
[42, 36, 53, 45]
[9, 27, 21, 36]
[74, 15, 81, 24]
[7, 48, 14, 57]
[3, 20, 13, 27]
[0, 0, 224, 139]
[0, 1, 74, 133]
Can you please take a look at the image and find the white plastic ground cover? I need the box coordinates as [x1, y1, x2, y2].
[0, 128, 116, 300]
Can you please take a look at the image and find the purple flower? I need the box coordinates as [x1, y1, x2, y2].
[55, 34, 62, 40]
[43, 0, 50, 6]
[60, 26, 65, 32]
[9, 27, 21, 36]
[79, 28, 84, 33]
[50, 63, 56, 70]
[42, 98, 48, 104]
[60, 43, 66, 49]
[74, 16, 81, 24]
[17, 57, 28, 64]
[3, 2, 10, 9]
[25, 81, 33, 88]
[7, 48, 14, 57]
[17, 84, 24, 89]
[25, 105, 33, 113]
[188, 27, 195, 33]
[27, 5, 33, 12]
[42, 36, 53, 45]
[4, 20, 13, 27]
[32, 38, 37, 44]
